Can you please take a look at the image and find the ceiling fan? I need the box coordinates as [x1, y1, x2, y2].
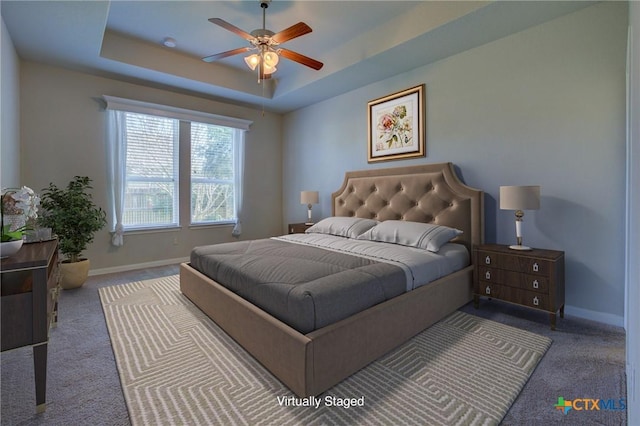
[202, 0, 323, 81]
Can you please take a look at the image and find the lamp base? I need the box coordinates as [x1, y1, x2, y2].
[509, 244, 532, 251]
[304, 222, 314, 226]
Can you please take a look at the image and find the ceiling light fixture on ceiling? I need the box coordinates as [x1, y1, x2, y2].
[242, 1, 279, 80]
[202, 0, 323, 83]
[163, 37, 177, 48]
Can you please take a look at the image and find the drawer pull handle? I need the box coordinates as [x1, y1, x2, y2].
[485, 271, 491, 280]
[533, 262, 539, 272]
[485, 256, 491, 265]
[485, 286, 491, 295]
[532, 280, 539, 289]
[533, 296, 539, 306]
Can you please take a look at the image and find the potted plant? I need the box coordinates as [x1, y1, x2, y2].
[1, 186, 40, 258]
[39, 176, 106, 289]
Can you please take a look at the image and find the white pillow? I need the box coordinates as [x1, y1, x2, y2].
[357, 220, 463, 252]
[305, 217, 379, 239]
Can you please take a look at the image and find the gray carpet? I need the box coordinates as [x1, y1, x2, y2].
[1, 265, 627, 425]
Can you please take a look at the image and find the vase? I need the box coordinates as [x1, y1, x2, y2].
[0, 239, 24, 258]
[60, 259, 91, 289]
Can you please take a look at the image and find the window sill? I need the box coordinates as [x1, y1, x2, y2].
[120, 226, 182, 235]
[116, 222, 235, 236]
[189, 222, 235, 230]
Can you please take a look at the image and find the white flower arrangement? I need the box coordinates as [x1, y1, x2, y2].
[1, 186, 40, 242]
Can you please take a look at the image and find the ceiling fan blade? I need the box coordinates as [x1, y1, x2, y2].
[279, 48, 323, 71]
[202, 46, 253, 63]
[208, 18, 254, 41]
[271, 22, 312, 44]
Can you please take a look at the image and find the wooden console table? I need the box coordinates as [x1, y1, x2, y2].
[1, 239, 60, 413]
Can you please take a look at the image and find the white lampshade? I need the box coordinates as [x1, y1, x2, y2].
[300, 191, 319, 205]
[500, 186, 540, 211]
[263, 51, 279, 68]
[244, 54, 260, 71]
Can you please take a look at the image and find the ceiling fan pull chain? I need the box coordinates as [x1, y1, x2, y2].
[261, 74, 266, 117]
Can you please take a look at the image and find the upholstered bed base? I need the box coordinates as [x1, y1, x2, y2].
[181, 262, 473, 397]
[180, 162, 484, 397]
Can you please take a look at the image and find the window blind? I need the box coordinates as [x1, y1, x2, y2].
[191, 122, 235, 223]
[123, 113, 179, 228]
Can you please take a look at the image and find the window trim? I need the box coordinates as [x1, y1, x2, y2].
[103, 95, 252, 130]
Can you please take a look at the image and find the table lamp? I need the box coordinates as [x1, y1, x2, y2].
[500, 185, 540, 250]
[300, 191, 319, 225]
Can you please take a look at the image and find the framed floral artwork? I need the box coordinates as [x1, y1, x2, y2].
[367, 84, 425, 163]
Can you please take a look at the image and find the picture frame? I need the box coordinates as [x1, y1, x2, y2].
[367, 84, 425, 163]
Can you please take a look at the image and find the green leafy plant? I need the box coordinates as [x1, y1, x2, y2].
[39, 176, 106, 263]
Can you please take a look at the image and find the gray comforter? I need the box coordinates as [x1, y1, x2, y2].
[190, 238, 406, 334]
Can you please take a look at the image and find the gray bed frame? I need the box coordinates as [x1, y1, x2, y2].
[180, 162, 484, 397]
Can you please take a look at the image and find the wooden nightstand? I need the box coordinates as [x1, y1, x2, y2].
[288, 223, 312, 234]
[473, 244, 565, 330]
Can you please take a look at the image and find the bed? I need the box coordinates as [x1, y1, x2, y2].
[180, 162, 484, 397]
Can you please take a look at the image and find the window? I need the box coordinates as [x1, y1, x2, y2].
[104, 96, 251, 244]
[123, 113, 179, 229]
[191, 123, 236, 224]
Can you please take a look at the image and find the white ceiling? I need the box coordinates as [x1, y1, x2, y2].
[1, 1, 594, 113]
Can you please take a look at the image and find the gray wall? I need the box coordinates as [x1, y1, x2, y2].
[1, 17, 20, 189]
[19, 62, 283, 271]
[283, 2, 628, 324]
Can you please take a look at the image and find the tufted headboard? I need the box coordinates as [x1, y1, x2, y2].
[332, 162, 484, 254]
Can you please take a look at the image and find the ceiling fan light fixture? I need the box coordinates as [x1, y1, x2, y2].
[244, 54, 260, 70]
[263, 51, 279, 68]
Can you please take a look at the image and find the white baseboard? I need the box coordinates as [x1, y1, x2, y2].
[89, 257, 189, 276]
[564, 304, 625, 328]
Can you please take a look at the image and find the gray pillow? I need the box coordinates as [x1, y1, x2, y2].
[357, 220, 462, 252]
[305, 217, 379, 239]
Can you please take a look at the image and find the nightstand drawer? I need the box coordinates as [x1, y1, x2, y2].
[522, 274, 548, 293]
[502, 256, 551, 275]
[478, 250, 551, 275]
[513, 289, 548, 311]
[478, 266, 502, 283]
[289, 223, 312, 234]
[478, 284, 548, 311]
[479, 267, 548, 293]
[478, 282, 508, 298]
[478, 251, 500, 267]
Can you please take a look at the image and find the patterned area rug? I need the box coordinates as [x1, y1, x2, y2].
[99, 275, 551, 426]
